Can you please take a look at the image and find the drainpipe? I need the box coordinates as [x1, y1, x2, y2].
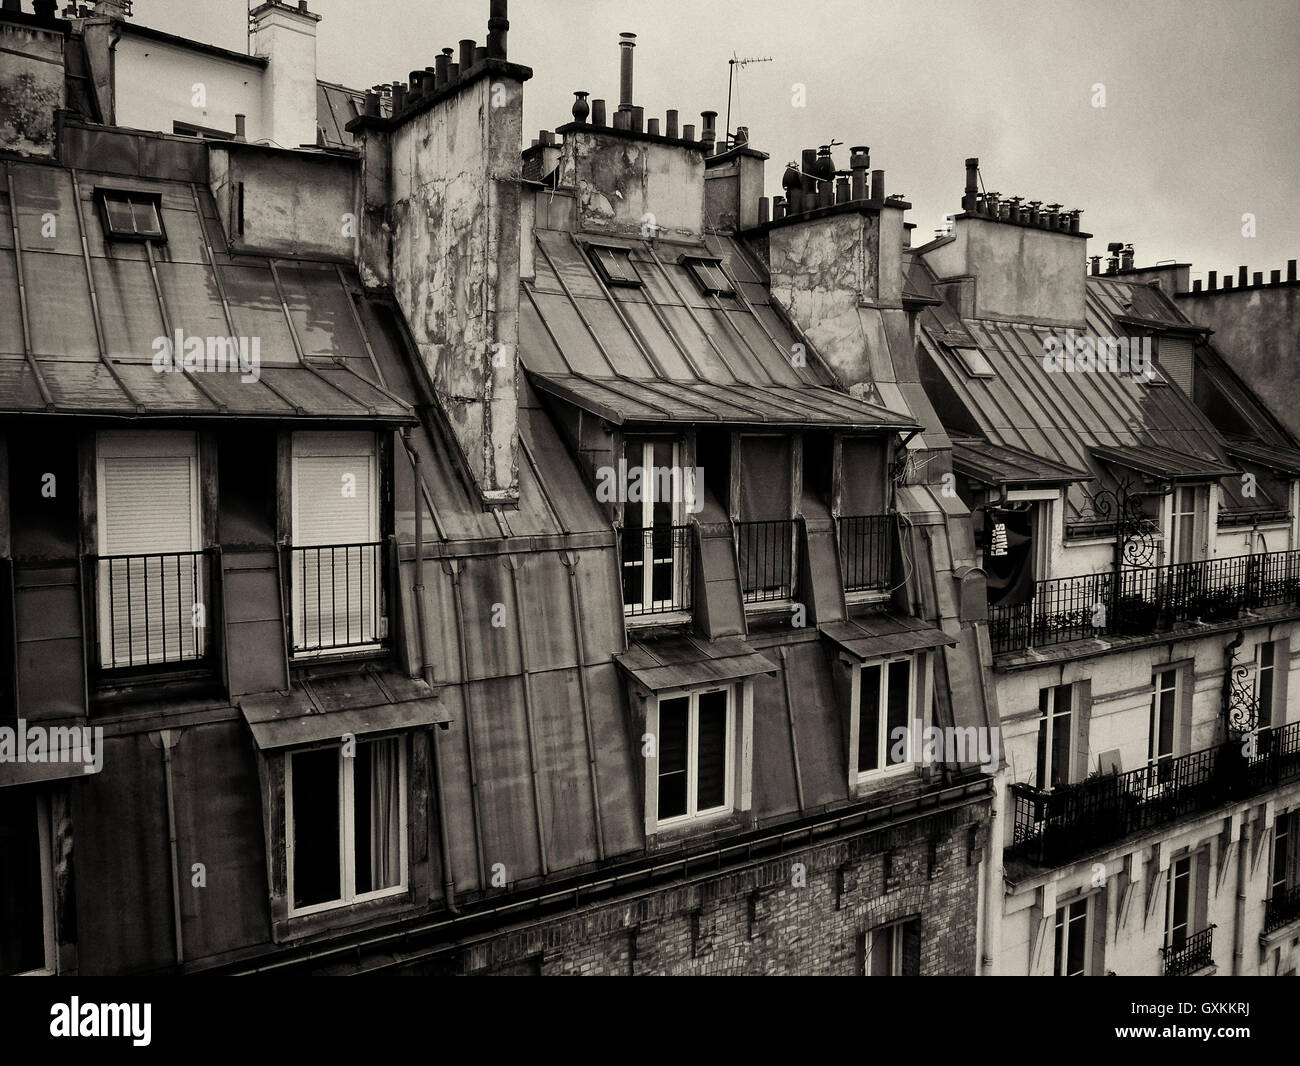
[1233, 811, 1250, 974]
[400, 427, 458, 913]
[157, 729, 184, 966]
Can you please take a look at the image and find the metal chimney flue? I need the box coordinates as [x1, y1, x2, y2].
[234, 113, 247, 139]
[619, 33, 636, 109]
[487, 0, 509, 59]
[459, 39, 476, 71]
[591, 99, 607, 126]
[963, 157, 979, 212]
[666, 110, 679, 138]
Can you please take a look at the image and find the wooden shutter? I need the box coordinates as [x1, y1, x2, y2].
[1193, 849, 1211, 933]
[1072, 679, 1092, 782]
[97, 434, 199, 668]
[1272, 637, 1290, 728]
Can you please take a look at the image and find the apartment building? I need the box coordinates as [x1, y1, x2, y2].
[0, 0, 994, 976]
[913, 169, 1300, 975]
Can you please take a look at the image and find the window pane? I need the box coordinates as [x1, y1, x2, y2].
[131, 198, 161, 236]
[1051, 686, 1072, 788]
[657, 697, 689, 819]
[1066, 902, 1087, 975]
[869, 927, 892, 975]
[103, 196, 133, 233]
[885, 659, 911, 765]
[859, 664, 881, 772]
[292, 747, 341, 908]
[0, 791, 46, 975]
[354, 738, 402, 895]
[1036, 688, 1051, 788]
[696, 690, 728, 811]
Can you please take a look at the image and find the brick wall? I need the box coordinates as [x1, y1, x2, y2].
[400, 801, 990, 976]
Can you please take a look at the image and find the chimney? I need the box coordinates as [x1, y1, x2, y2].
[619, 32, 636, 108]
[459, 38, 476, 71]
[249, 1, 322, 149]
[850, 146, 869, 200]
[1120, 243, 1134, 271]
[92, 0, 133, 15]
[1105, 242, 1122, 274]
[963, 157, 979, 212]
[234, 113, 247, 140]
[1089, 255, 1100, 276]
[487, 0, 508, 58]
[700, 110, 717, 153]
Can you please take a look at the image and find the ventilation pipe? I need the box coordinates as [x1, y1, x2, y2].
[963, 157, 979, 212]
[487, 0, 508, 59]
[619, 32, 636, 108]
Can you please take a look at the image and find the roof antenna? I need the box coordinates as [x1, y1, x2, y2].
[725, 53, 772, 148]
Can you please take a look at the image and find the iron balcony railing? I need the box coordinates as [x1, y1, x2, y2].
[93, 549, 214, 671]
[1009, 720, 1300, 867]
[990, 549, 1300, 654]
[736, 519, 796, 603]
[1162, 925, 1215, 976]
[839, 514, 892, 593]
[622, 524, 693, 618]
[1264, 885, 1300, 934]
[287, 541, 386, 654]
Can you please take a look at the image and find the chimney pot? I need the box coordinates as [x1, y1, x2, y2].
[1192, 279, 1202, 292]
[488, 0, 509, 60]
[392, 81, 406, 111]
[474, 45, 487, 64]
[591, 99, 607, 126]
[613, 110, 629, 131]
[234, 112, 247, 139]
[572, 91, 590, 124]
[1270, 269, 1281, 284]
[1090, 255, 1101, 276]
[631, 105, 644, 133]
[758, 196, 770, 223]
[963, 157, 979, 212]
[647, 117, 660, 136]
[619, 32, 637, 108]
[1253, 271, 1263, 286]
[735, 126, 749, 147]
[459, 39, 476, 71]
[682, 123, 695, 141]
[298, 0, 308, 11]
[800, 149, 817, 194]
[835, 174, 850, 205]
[1224, 277, 1234, 290]
[1208, 270, 1217, 289]
[1288, 259, 1297, 282]
[787, 187, 803, 215]
[870, 169, 885, 200]
[435, 52, 450, 90]
[774, 196, 787, 220]
[1238, 265, 1248, 287]
[666, 110, 679, 138]
[363, 92, 379, 117]
[448, 62, 460, 83]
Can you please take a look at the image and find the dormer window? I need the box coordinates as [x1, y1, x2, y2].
[953, 346, 994, 378]
[588, 244, 642, 287]
[98, 189, 165, 241]
[682, 255, 734, 297]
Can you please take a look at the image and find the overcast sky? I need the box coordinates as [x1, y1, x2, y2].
[131, 0, 1300, 280]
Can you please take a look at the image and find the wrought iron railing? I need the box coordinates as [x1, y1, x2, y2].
[622, 524, 693, 617]
[288, 541, 385, 654]
[839, 514, 892, 592]
[735, 519, 796, 603]
[1162, 925, 1215, 976]
[93, 549, 213, 670]
[1264, 885, 1300, 934]
[990, 549, 1300, 654]
[1009, 721, 1300, 867]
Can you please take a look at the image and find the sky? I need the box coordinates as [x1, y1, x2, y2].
[130, 0, 1300, 281]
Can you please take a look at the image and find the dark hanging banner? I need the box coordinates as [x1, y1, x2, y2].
[983, 506, 1034, 607]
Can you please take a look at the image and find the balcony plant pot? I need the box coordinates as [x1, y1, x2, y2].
[1113, 593, 1159, 635]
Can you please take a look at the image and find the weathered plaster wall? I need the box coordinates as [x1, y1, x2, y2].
[389, 76, 524, 501]
[208, 145, 356, 259]
[1180, 285, 1300, 441]
[114, 34, 265, 141]
[0, 21, 65, 156]
[924, 217, 1087, 327]
[558, 129, 705, 240]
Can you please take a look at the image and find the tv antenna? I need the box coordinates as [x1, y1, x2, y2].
[726, 53, 772, 147]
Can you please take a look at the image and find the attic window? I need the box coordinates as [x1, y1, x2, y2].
[588, 244, 642, 288]
[98, 189, 165, 242]
[682, 256, 735, 297]
[953, 346, 994, 377]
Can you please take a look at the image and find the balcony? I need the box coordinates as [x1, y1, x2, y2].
[735, 519, 796, 604]
[286, 541, 386, 655]
[839, 514, 892, 593]
[1264, 885, 1300, 934]
[91, 549, 216, 674]
[990, 549, 1300, 655]
[622, 524, 693, 619]
[1162, 925, 1215, 976]
[1009, 721, 1300, 867]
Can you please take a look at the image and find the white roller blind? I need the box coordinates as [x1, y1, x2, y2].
[97, 437, 200, 668]
[293, 455, 373, 546]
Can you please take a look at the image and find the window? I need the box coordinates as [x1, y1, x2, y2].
[1257, 641, 1277, 730]
[682, 255, 734, 297]
[1053, 897, 1092, 975]
[0, 790, 54, 976]
[856, 656, 915, 779]
[1168, 485, 1200, 564]
[290, 432, 383, 654]
[286, 736, 407, 915]
[95, 432, 204, 670]
[655, 687, 733, 825]
[1165, 855, 1192, 951]
[621, 438, 691, 618]
[953, 346, 995, 378]
[865, 918, 920, 975]
[98, 188, 165, 240]
[1149, 667, 1180, 776]
[1037, 683, 1073, 789]
[588, 244, 642, 287]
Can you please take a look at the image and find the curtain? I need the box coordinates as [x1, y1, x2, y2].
[367, 739, 401, 892]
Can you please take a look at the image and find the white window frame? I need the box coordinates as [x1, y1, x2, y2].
[1037, 682, 1074, 790]
[284, 736, 409, 918]
[851, 653, 928, 784]
[649, 684, 735, 830]
[1166, 484, 1203, 565]
[7, 795, 56, 977]
[865, 918, 919, 976]
[622, 438, 687, 618]
[1164, 854, 1193, 950]
[1053, 895, 1093, 976]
